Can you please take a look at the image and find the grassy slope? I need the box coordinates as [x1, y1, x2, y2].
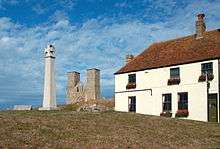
[0, 111, 220, 148]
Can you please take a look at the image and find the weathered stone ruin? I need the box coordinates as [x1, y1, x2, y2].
[66, 68, 100, 104]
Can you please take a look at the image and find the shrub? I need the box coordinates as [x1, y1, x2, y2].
[198, 74, 214, 82]
[160, 111, 172, 117]
[60, 104, 80, 111]
[126, 83, 136, 89]
[175, 109, 189, 117]
[167, 77, 180, 85]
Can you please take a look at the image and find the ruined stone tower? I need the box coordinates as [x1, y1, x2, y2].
[66, 71, 85, 104]
[67, 71, 80, 88]
[85, 68, 100, 100]
[66, 68, 101, 104]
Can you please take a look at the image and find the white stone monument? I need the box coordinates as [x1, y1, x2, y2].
[39, 44, 57, 110]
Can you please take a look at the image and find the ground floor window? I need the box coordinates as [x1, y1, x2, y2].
[162, 94, 172, 111]
[178, 92, 188, 110]
[128, 96, 136, 112]
[175, 92, 189, 117]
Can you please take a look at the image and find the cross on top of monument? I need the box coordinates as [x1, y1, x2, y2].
[44, 44, 55, 58]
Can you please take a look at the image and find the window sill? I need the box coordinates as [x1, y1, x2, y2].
[126, 83, 136, 89]
[167, 77, 180, 85]
[198, 74, 214, 82]
[175, 109, 189, 117]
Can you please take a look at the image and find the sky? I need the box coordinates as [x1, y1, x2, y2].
[0, 0, 220, 109]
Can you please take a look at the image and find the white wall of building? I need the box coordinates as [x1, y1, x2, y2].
[115, 59, 219, 122]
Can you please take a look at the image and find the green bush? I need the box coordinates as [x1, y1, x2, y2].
[175, 110, 189, 117]
[160, 111, 172, 117]
[60, 104, 80, 111]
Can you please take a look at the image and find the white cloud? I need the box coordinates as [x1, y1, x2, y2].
[32, 3, 46, 15]
[49, 10, 69, 23]
[0, 0, 18, 9]
[31, 0, 76, 16]
[58, 0, 76, 9]
[115, 2, 129, 8]
[0, 0, 220, 100]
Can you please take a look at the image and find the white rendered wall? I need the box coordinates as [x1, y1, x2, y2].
[115, 59, 219, 122]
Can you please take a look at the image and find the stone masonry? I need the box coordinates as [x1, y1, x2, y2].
[85, 68, 101, 100]
[66, 68, 100, 104]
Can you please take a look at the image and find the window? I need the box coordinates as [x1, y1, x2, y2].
[162, 94, 172, 111]
[201, 62, 213, 75]
[128, 96, 136, 112]
[128, 74, 136, 84]
[170, 67, 180, 78]
[178, 92, 188, 110]
[168, 68, 180, 85]
[126, 74, 136, 89]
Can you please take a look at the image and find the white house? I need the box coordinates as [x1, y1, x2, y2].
[114, 14, 220, 122]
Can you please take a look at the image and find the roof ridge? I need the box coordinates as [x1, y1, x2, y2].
[115, 29, 220, 74]
[153, 29, 219, 45]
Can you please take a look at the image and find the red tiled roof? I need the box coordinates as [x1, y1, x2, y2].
[115, 29, 220, 74]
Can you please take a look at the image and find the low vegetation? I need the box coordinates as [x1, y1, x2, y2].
[0, 109, 219, 148]
[59, 99, 115, 111]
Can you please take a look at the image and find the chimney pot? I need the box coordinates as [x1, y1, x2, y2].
[197, 13, 205, 19]
[125, 54, 134, 64]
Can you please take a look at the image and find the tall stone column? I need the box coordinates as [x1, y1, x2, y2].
[39, 44, 57, 110]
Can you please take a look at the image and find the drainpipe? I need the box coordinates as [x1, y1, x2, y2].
[206, 73, 210, 95]
[206, 73, 210, 121]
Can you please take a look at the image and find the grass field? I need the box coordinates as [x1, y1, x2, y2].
[0, 110, 220, 148]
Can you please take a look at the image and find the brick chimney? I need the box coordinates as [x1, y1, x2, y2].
[196, 13, 206, 39]
[125, 54, 134, 64]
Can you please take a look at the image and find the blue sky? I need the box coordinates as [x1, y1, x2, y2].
[0, 0, 220, 109]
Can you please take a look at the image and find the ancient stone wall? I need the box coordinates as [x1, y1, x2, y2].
[66, 68, 101, 104]
[66, 71, 84, 104]
[85, 68, 100, 101]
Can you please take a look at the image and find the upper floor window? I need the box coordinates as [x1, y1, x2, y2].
[128, 74, 136, 84]
[201, 62, 213, 75]
[162, 94, 172, 112]
[170, 67, 180, 78]
[126, 74, 136, 89]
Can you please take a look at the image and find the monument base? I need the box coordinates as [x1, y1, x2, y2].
[38, 106, 58, 111]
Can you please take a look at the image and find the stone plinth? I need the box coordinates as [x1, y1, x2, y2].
[14, 105, 32, 110]
[38, 106, 59, 110]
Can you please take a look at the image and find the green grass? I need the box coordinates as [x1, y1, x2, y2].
[0, 110, 220, 148]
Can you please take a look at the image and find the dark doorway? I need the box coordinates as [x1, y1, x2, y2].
[208, 94, 218, 122]
[128, 96, 136, 112]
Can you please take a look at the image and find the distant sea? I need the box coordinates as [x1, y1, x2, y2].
[0, 95, 65, 110]
[0, 89, 114, 110]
